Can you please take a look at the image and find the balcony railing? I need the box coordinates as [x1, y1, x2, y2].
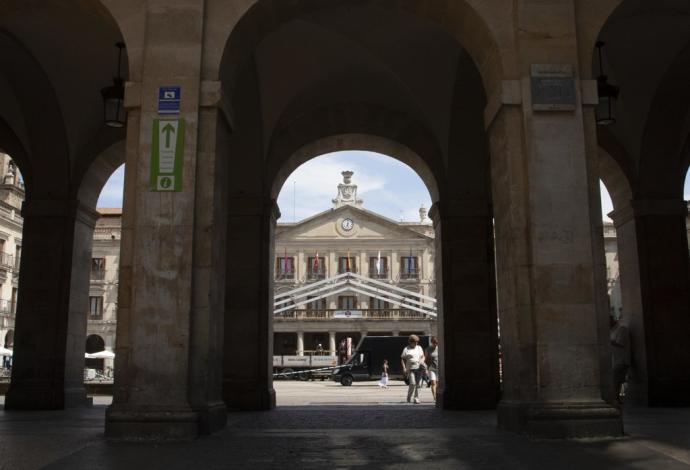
[368, 270, 389, 279]
[275, 272, 295, 281]
[0, 299, 12, 314]
[306, 272, 326, 281]
[0, 252, 14, 269]
[274, 309, 428, 320]
[400, 270, 419, 280]
[90, 269, 106, 281]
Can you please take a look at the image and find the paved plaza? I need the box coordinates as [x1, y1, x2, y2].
[0, 382, 689, 469]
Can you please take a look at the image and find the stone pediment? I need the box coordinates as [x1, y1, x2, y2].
[276, 206, 431, 241]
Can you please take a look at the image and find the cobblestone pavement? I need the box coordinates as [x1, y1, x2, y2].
[0, 382, 689, 469]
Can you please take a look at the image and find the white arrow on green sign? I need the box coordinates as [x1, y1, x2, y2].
[150, 119, 185, 191]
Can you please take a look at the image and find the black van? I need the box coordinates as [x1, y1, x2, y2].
[332, 335, 430, 386]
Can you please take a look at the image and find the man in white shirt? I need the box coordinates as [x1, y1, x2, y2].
[401, 334, 426, 404]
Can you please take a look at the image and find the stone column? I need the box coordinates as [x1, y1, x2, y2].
[6, 200, 98, 409]
[105, 0, 225, 439]
[608, 204, 646, 404]
[296, 331, 304, 357]
[328, 331, 336, 356]
[429, 200, 499, 410]
[488, 83, 620, 436]
[223, 199, 278, 410]
[617, 199, 690, 405]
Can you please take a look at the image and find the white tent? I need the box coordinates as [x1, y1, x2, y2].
[0, 346, 12, 357]
[85, 350, 115, 359]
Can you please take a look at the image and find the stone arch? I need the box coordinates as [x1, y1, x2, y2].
[215, 0, 508, 111]
[638, 41, 690, 199]
[267, 104, 443, 202]
[85, 334, 106, 354]
[4, 329, 13, 348]
[77, 140, 126, 209]
[598, 145, 633, 212]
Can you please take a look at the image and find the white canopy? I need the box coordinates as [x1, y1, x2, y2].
[0, 346, 12, 357]
[85, 350, 115, 359]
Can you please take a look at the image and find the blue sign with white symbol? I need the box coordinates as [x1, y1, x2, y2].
[158, 86, 181, 115]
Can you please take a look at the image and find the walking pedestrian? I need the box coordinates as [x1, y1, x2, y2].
[425, 336, 439, 402]
[401, 334, 425, 403]
[378, 359, 389, 388]
[610, 315, 631, 403]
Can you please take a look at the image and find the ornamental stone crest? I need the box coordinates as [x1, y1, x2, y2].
[332, 170, 363, 208]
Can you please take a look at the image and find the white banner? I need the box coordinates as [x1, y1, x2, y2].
[334, 310, 363, 319]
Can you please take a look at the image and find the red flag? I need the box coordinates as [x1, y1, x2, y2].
[346, 250, 350, 272]
[313, 252, 319, 273]
[284, 248, 289, 275]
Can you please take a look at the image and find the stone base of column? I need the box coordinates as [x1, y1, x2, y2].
[497, 401, 622, 438]
[197, 401, 228, 435]
[4, 383, 92, 410]
[222, 383, 276, 411]
[105, 406, 202, 440]
[437, 379, 499, 409]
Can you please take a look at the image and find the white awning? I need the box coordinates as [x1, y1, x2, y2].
[85, 350, 115, 359]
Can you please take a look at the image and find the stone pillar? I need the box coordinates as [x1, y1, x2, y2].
[6, 200, 98, 409]
[296, 331, 304, 357]
[617, 199, 690, 405]
[608, 204, 646, 404]
[223, 199, 278, 410]
[105, 1, 226, 439]
[328, 331, 336, 356]
[429, 200, 499, 410]
[488, 87, 620, 436]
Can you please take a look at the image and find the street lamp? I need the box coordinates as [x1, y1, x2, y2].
[595, 41, 620, 126]
[101, 42, 126, 128]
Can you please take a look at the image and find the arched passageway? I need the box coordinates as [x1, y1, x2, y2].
[0, 1, 129, 409]
[594, 0, 690, 406]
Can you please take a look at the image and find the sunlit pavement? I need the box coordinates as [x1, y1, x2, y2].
[0, 382, 689, 469]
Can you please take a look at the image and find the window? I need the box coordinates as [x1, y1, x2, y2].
[338, 256, 357, 274]
[275, 256, 295, 280]
[369, 297, 390, 310]
[400, 256, 419, 279]
[11, 287, 17, 314]
[14, 245, 21, 270]
[338, 295, 357, 310]
[369, 256, 388, 278]
[306, 296, 327, 311]
[91, 258, 106, 280]
[307, 256, 326, 280]
[89, 296, 104, 319]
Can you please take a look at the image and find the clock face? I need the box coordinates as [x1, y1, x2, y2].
[341, 218, 354, 231]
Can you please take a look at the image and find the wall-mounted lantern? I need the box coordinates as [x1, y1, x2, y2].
[595, 41, 620, 126]
[101, 42, 126, 128]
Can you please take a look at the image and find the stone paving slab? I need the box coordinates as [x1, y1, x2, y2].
[0, 382, 689, 469]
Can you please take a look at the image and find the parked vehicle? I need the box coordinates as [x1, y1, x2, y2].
[332, 335, 430, 386]
[273, 354, 338, 381]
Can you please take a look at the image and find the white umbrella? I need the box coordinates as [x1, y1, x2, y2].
[0, 346, 12, 357]
[85, 350, 115, 359]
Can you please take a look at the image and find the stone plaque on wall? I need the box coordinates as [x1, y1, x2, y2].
[530, 64, 576, 111]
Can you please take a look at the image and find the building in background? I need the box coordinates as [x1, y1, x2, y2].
[273, 171, 437, 357]
[0, 152, 23, 356]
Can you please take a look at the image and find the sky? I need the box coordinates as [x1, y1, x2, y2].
[96, 153, 690, 223]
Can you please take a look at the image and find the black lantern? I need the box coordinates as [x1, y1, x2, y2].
[595, 41, 620, 126]
[101, 42, 126, 128]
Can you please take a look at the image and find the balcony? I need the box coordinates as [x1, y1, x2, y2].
[274, 308, 428, 320]
[275, 273, 295, 282]
[0, 252, 14, 270]
[399, 270, 419, 280]
[368, 270, 389, 280]
[90, 269, 106, 281]
[306, 272, 326, 281]
[0, 299, 12, 314]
